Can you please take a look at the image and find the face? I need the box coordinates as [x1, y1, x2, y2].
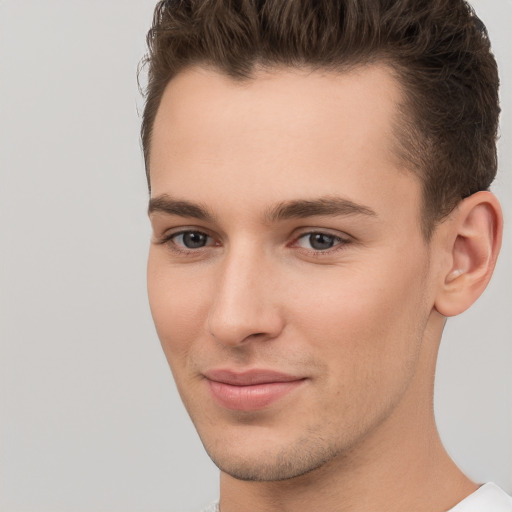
[147, 65, 439, 481]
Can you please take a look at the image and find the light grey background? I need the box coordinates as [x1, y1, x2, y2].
[0, 1, 510, 511]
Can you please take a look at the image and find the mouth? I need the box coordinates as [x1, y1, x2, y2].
[203, 369, 307, 412]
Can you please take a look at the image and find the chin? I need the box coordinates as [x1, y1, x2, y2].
[202, 430, 344, 482]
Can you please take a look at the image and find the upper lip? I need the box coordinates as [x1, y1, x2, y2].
[203, 369, 305, 386]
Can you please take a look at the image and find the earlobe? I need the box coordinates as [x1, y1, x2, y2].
[434, 191, 503, 317]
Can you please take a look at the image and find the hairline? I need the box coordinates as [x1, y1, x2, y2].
[144, 59, 445, 242]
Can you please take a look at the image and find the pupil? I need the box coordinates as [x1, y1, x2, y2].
[310, 233, 334, 250]
[183, 232, 207, 248]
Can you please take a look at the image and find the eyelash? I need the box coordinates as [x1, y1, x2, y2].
[158, 229, 351, 256]
[158, 230, 217, 255]
[292, 231, 351, 256]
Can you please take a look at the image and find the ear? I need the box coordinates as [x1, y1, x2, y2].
[434, 191, 503, 317]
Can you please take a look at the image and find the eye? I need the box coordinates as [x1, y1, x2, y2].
[170, 230, 214, 249]
[295, 232, 346, 251]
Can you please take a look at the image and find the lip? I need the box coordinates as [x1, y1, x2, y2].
[204, 369, 306, 412]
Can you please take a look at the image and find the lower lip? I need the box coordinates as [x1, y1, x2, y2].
[207, 379, 305, 412]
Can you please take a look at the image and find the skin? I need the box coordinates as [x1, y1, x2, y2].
[147, 64, 502, 512]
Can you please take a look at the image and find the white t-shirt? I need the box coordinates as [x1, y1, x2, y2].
[200, 482, 512, 512]
[447, 483, 512, 511]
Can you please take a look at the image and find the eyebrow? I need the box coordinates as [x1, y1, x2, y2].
[148, 195, 215, 221]
[265, 196, 377, 222]
[148, 194, 377, 222]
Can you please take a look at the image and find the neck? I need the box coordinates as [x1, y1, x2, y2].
[218, 314, 477, 512]
[219, 411, 475, 512]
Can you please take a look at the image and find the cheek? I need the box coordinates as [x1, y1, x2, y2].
[147, 252, 211, 363]
[288, 262, 430, 434]
[289, 253, 430, 380]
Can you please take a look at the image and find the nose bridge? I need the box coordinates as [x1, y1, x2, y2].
[207, 239, 282, 346]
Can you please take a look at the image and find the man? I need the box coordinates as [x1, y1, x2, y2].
[141, 0, 511, 510]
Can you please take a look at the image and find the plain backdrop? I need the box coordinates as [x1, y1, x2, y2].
[0, 1, 510, 511]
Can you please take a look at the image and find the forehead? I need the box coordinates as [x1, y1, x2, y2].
[150, 64, 421, 226]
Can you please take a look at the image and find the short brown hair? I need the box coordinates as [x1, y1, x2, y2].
[140, 0, 500, 238]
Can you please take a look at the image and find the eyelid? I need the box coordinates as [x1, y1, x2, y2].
[156, 225, 213, 241]
[291, 226, 351, 241]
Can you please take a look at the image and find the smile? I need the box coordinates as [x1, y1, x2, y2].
[204, 369, 307, 412]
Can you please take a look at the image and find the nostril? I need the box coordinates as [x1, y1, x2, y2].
[208, 328, 278, 347]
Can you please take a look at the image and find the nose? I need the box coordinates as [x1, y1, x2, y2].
[207, 244, 285, 347]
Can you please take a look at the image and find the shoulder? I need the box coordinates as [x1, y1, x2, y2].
[448, 483, 512, 512]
